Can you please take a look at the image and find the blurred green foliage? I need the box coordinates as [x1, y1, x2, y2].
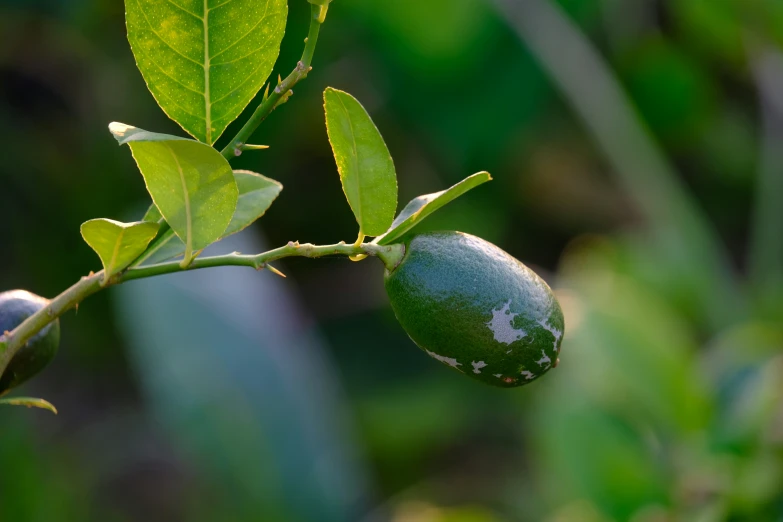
[0, 0, 781, 521]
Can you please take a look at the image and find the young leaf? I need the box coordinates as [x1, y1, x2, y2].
[375, 172, 492, 246]
[134, 170, 282, 266]
[81, 219, 160, 283]
[0, 397, 58, 414]
[125, 0, 288, 145]
[110, 122, 239, 266]
[324, 88, 398, 237]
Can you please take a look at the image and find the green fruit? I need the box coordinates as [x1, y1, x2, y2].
[385, 232, 564, 388]
[0, 290, 60, 393]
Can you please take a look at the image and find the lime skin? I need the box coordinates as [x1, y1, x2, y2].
[384, 232, 564, 388]
[0, 290, 60, 394]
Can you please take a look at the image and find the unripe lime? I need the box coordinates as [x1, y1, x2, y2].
[384, 232, 564, 388]
[0, 290, 60, 393]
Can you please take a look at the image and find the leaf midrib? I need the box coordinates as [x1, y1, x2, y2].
[203, 0, 212, 144]
[336, 93, 364, 230]
[166, 144, 193, 258]
[106, 226, 127, 276]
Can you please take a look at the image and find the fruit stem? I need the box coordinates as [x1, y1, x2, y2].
[0, 241, 406, 378]
[375, 243, 406, 272]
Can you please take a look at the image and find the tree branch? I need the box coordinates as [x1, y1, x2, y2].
[0, 241, 404, 379]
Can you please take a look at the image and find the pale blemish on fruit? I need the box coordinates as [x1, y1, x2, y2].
[520, 370, 536, 380]
[494, 374, 502, 378]
[471, 361, 488, 374]
[487, 300, 527, 345]
[426, 350, 463, 372]
[537, 318, 563, 353]
[536, 350, 552, 368]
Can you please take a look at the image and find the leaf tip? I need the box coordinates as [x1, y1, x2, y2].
[108, 122, 134, 143]
[0, 397, 58, 415]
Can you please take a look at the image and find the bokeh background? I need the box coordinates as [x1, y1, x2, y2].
[1, 0, 782, 520]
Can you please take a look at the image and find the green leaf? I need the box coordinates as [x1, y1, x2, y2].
[135, 170, 282, 266]
[226, 170, 283, 235]
[81, 219, 160, 283]
[0, 397, 58, 414]
[125, 0, 288, 145]
[323, 88, 398, 237]
[110, 122, 239, 266]
[110, 123, 190, 145]
[142, 203, 163, 223]
[375, 172, 492, 245]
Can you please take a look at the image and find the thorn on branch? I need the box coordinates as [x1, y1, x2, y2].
[266, 264, 287, 278]
[241, 144, 270, 152]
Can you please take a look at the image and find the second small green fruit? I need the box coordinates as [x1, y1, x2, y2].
[0, 290, 60, 394]
[385, 232, 564, 388]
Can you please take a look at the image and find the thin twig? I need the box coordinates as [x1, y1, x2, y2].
[0, 242, 405, 378]
[220, 4, 324, 160]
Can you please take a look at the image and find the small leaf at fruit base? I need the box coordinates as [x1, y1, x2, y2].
[134, 170, 282, 266]
[81, 219, 160, 283]
[124, 0, 288, 145]
[0, 397, 58, 414]
[374, 171, 492, 245]
[324, 88, 398, 237]
[109, 122, 239, 266]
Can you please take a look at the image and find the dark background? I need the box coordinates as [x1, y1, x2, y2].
[1, 0, 782, 521]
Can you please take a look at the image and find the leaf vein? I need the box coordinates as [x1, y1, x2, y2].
[151, 86, 208, 120]
[135, 46, 205, 98]
[335, 93, 364, 225]
[208, 3, 274, 62]
[162, 0, 202, 20]
[107, 227, 126, 276]
[204, 0, 212, 143]
[208, 50, 275, 106]
[135, 0, 204, 68]
[208, 0, 236, 12]
[166, 145, 193, 258]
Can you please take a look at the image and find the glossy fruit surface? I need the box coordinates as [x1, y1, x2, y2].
[0, 290, 60, 393]
[385, 232, 564, 388]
